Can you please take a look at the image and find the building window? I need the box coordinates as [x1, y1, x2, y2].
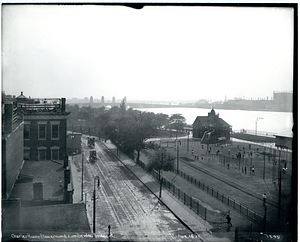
[51, 124, 59, 139]
[38, 124, 46, 140]
[24, 125, 30, 140]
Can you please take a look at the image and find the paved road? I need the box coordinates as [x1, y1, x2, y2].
[79, 137, 202, 241]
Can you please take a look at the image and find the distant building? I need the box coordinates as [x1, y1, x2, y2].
[193, 109, 231, 143]
[273, 91, 293, 111]
[90, 96, 93, 104]
[101, 96, 105, 104]
[112, 97, 115, 103]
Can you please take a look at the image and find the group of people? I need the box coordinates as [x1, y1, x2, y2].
[241, 165, 255, 175]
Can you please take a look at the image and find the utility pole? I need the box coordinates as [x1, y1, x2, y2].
[159, 151, 163, 198]
[81, 152, 84, 201]
[187, 131, 190, 153]
[263, 206, 267, 232]
[263, 147, 266, 180]
[176, 140, 181, 172]
[277, 171, 282, 224]
[71, 134, 75, 161]
[228, 149, 230, 169]
[93, 176, 100, 234]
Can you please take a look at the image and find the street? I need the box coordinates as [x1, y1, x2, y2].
[78, 137, 201, 241]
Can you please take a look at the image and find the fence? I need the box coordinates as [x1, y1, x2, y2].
[232, 129, 276, 137]
[150, 169, 223, 224]
[135, 155, 270, 226]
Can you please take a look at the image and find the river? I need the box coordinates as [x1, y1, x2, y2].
[135, 107, 293, 137]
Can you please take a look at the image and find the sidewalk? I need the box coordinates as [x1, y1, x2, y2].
[69, 154, 84, 203]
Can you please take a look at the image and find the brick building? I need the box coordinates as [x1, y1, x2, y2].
[17, 93, 70, 162]
[2, 93, 89, 234]
[193, 109, 231, 144]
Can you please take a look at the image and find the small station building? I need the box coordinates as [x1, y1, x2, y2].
[192, 109, 231, 144]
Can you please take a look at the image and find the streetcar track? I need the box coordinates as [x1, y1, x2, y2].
[95, 141, 191, 241]
[93, 143, 155, 240]
[97, 141, 202, 241]
[95, 161, 136, 225]
[95, 145, 167, 239]
[83, 146, 124, 228]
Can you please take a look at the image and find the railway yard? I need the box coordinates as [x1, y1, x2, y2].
[70, 136, 293, 242]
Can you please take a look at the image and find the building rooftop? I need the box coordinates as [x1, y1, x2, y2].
[10, 160, 65, 201]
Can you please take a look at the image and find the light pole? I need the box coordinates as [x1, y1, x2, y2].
[255, 117, 263, 135]
[71, 134, 75, 161]
[93, 176, 100, 234]
[186, 130, 190, 153]
[176, 140, 181, 173]
[250, 150, 253, 168]
[228, 149, 230, 169]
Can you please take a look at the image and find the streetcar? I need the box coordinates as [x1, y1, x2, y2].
[89, 149, 97, 163]
[87, 137, 95, 149]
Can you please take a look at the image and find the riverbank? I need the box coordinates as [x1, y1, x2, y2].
[230, 132, 276, 143]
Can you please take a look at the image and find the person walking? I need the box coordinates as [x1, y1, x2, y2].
[226, 215, 232, 227]
[263, 193, 267, 206]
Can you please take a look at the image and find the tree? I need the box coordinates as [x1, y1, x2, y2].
[146, 148, 175, 172]
[168, 113, 186, 139]
[155, 113, 169, 131]
[119, 97, 127, 116]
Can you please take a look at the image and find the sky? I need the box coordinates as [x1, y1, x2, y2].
[2, 4, 294, 103]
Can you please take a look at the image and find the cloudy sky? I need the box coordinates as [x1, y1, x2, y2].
[2, 4, 294, 102]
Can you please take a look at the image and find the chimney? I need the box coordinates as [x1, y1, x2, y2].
[61, 98, 66, 112]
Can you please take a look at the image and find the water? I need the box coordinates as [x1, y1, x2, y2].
[135, 107, 293, 137]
